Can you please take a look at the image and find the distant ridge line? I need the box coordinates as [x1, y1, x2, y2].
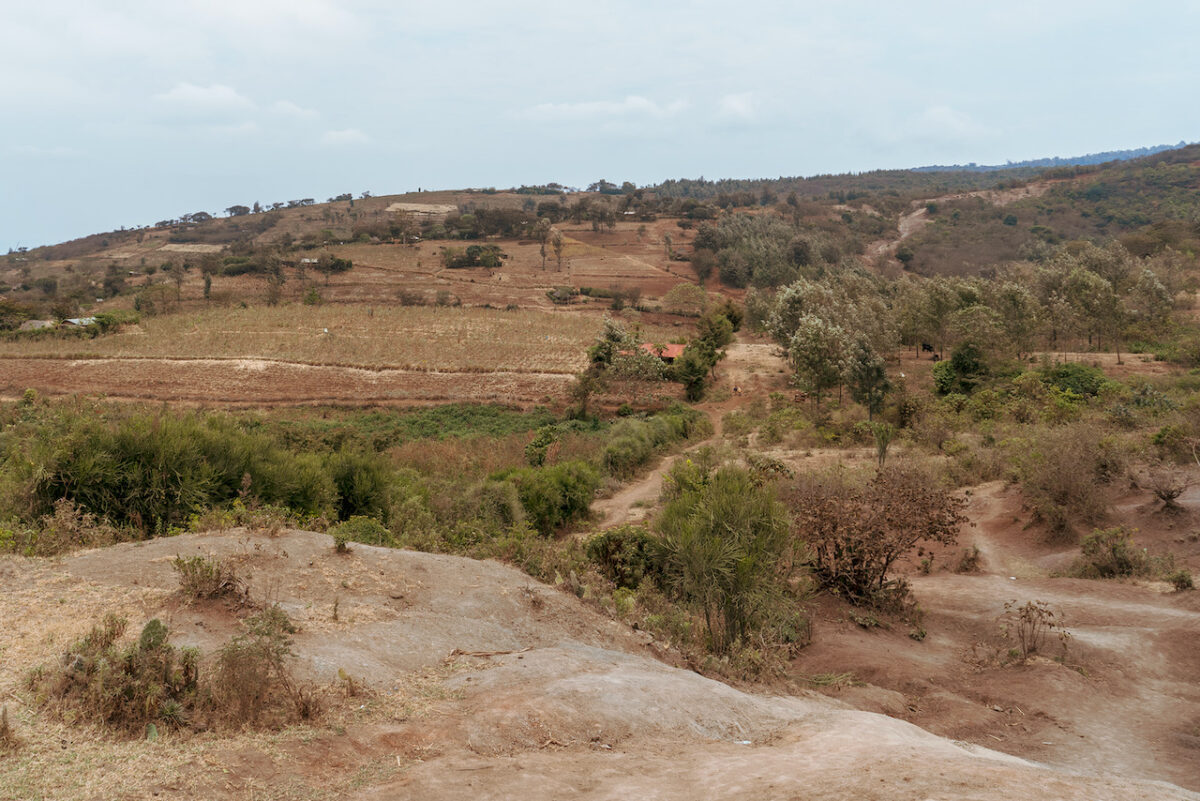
[912, 141, 1193, 173]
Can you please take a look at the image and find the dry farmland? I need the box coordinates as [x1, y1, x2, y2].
[0, 305, 688, 406]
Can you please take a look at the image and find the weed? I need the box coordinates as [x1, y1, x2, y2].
[172, 555, 248, 602]
[955, 546, 982, 573]
[208, 605, 318, 728]
[0, 705, 18, 752]
[1167, 569, 1195, 591]
[998, 600, 1071, 661]
[29, 616, 200, 734]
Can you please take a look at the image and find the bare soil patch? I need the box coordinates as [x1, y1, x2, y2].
[3, 528, 1195, 800]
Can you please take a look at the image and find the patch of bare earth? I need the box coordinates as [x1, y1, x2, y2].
[2, 528, 1195, 801]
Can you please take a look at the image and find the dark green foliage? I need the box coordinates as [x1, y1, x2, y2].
[24, 412, 333, 533]
[442, 244, 504, 269]
[1039, 361, 1107, 397]
[525, 427, 558, 467]
[499, 461, 600, 536]
[657, 461, 800, 652]
[262, 404, 556, 452]
[933, 342, 988, 395]
[599, 408, 707, 478]
[586, 525, 664, 590]
[325, 447, 394, 522]
[329, 515, 395, 550]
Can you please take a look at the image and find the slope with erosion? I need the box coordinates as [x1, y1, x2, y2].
[2, 527, 1195, 801]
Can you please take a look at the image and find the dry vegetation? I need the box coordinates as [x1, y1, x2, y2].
[0, 305, 682, 374]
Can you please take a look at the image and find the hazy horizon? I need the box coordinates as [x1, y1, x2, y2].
[5, 1, 1199, 251]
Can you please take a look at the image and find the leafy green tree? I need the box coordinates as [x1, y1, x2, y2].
[990, 281, 1040, 358]
[788, 315, 849, 404]
[842, 336, 890, 419]
[658, 463, 793, 652]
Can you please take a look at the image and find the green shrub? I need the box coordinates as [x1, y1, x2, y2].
[329, 515, 395, 550]
[657, 463, 801, 653]
[1168, 569, 1194, 591]
[501, 460, 600, 536]
[25, 411, 334, 534]
[325, 448, 395, 522]
[1071, 526, 1149, 578]
[586, 525, 663, 590]
[1040, 361, 1107, 397]
[470, 479, 525, 528]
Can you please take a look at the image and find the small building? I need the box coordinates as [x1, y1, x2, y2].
[63, 317, 97, 327]
[639, 342, 686, 363]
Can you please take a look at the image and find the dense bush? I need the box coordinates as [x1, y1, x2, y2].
[329, 515, 395, 550]
[657, 461, 804, 653]
[789, 465, 966, 607]
[21, 412, 333, 534]
[586, 525, 663, 589]
[325, 448, 395, 522]
[1039, 361, 1108, 397]
[1011, 424, 1123, 537]
[498, 460, 600, 536]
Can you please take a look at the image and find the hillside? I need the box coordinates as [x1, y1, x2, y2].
[4, 145, 1200, 800]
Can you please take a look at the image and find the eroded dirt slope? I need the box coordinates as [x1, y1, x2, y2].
[2, 527, 1196, 800]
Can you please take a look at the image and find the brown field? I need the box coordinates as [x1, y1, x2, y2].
[0, 306, 683, 373]
[0, 305, 689, 406]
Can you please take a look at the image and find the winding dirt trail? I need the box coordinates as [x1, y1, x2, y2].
[866, 180, 1055, 262]
[592, 339, 787, 529]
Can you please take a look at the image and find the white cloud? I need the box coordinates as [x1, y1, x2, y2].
[717, 92, 756, 120]
[523, 95, 689, 121]
[153, 83, 255, 117]
[270, 99, 319, 119]
[320, 128, 369, 145]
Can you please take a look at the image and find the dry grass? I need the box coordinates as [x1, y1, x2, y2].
[0, 306, 680, 375]
[0, 555, 454, 801]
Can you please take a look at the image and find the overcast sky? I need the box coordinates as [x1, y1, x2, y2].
[4, 1, 1199, 250]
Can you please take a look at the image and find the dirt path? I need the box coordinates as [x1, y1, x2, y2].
[866, 179, 1054, 261]
[592, 339, 788, 529]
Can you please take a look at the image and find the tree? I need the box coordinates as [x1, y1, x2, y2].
[551, 229, 565, 271]
[842, 336, 890, 420]
[990, 281, 1040, 358]
[533, 219, 552, 270]
[787, 315, 848, 404]
[658, 463, 793, 652]
[225, 205, 251, 217]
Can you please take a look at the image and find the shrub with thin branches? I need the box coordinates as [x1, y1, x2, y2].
[172, 555, 248, 602]
[789, 465, 966, 608]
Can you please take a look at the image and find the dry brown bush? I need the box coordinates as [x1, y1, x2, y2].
[207, 605, 319, 728]
[172, 555, 249, 603]
[788, 464, 966, 607]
